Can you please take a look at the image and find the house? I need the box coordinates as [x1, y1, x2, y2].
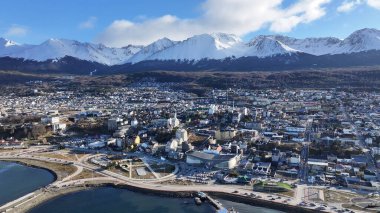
[364, 170, 377, 181]
[351, 155, 368, 167]
[307, 159, 328, 171]
[252, 162, 271, 175]
[288, 153, 301, 166]
[203, 144, 222, 154]
[215, 128, 236, 140]
[345, 177, 380, 191]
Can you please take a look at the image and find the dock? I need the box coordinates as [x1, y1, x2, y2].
[197, 192, 234, 213]
[206, 194, 224, 210]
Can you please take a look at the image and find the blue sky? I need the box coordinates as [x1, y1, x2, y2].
[1, 0, 380, 47]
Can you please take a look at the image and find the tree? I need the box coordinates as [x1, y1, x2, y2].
[31, 125, 46, 139]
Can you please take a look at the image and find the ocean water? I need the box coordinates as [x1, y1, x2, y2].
[0, 161, 55, 206]
[28, 187, 283, 213]
[217, 197, 285, 213]
[28, 187, 214, 213]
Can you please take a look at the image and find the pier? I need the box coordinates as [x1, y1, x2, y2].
[197, 192, 232, 213]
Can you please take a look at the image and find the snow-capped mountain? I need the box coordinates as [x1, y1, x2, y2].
[0, 38, 31, 56]
[128, 38, 177, 63]
[0, 38, 18, 47]
[146, 33, 245, 61]
[336, 28, 380, 54]
[132, 28, 380, 62]
[1, 28, 380, 67]
[246, 36, 299, 57]
[0, 38, 143, 65]
[269, 36, 342, 56]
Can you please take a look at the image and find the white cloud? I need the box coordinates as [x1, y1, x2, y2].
[5, 25, 28, 37]
[337, 0, 380, 12]
[367, 0, 380, 9]
[270, 0, 330, 32]
[79, 16, 97, 29]
[337, 0, 362, 12]
[97, 0, 331, 47]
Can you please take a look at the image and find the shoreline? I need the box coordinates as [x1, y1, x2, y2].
[108, 183, 321, 213]
[0, 159, 319, 213]
[0, 159, 58, 182]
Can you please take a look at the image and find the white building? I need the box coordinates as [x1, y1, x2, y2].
[167, 113, 180, 128]
[199, 119, 210, 126]
[41, 116, 60, 125]
[52, 123, 66, 132]
[289, 154, 301, 165]
[186, 151, 241, 169]
[208, 104, 218, 115]
[242, 107, 249, 116]
[131, 118, 139, 127]
[176, 129, 188, 144]
[372, 147, 380, 157]
[252, 162, 271, 175]
[88, 141, 106, 149]
[165, 139, 179, 152]
[285, 127, 306, 133]
[365, 138, 373, 145]
[41, 116, 66, 133]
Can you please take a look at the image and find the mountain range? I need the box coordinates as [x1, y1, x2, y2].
[1, 28, 380, 74]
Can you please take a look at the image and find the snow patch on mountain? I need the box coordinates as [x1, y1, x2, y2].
[246, 36, 299, 57]
[146, 33, 245, 61]
[271, 36, 342, 56]
[336, 28, 380, 54]
[127, 38, 178, 63]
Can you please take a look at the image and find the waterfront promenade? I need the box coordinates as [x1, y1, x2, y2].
[0, 147, 364, 213]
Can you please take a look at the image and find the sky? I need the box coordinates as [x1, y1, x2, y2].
[1, 0, 380, 47]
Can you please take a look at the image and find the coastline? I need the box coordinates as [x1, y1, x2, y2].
[0, 158, 77, 181]
[0, 159, 58, 182]
[20, 182, 322, 213]
[0, 159, 319, 213]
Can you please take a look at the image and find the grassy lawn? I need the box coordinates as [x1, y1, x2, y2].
[324, 190, 360, 203]
[276, 182, 292, 190]
[108, 166, 155, 179]
[36, 152, 73, 160]
[71, 169, 105, 180]
[150, 164, 175, 176]
[253, 181, 291, 190]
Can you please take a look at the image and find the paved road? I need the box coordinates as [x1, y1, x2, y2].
[0, 147, 345, 213]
